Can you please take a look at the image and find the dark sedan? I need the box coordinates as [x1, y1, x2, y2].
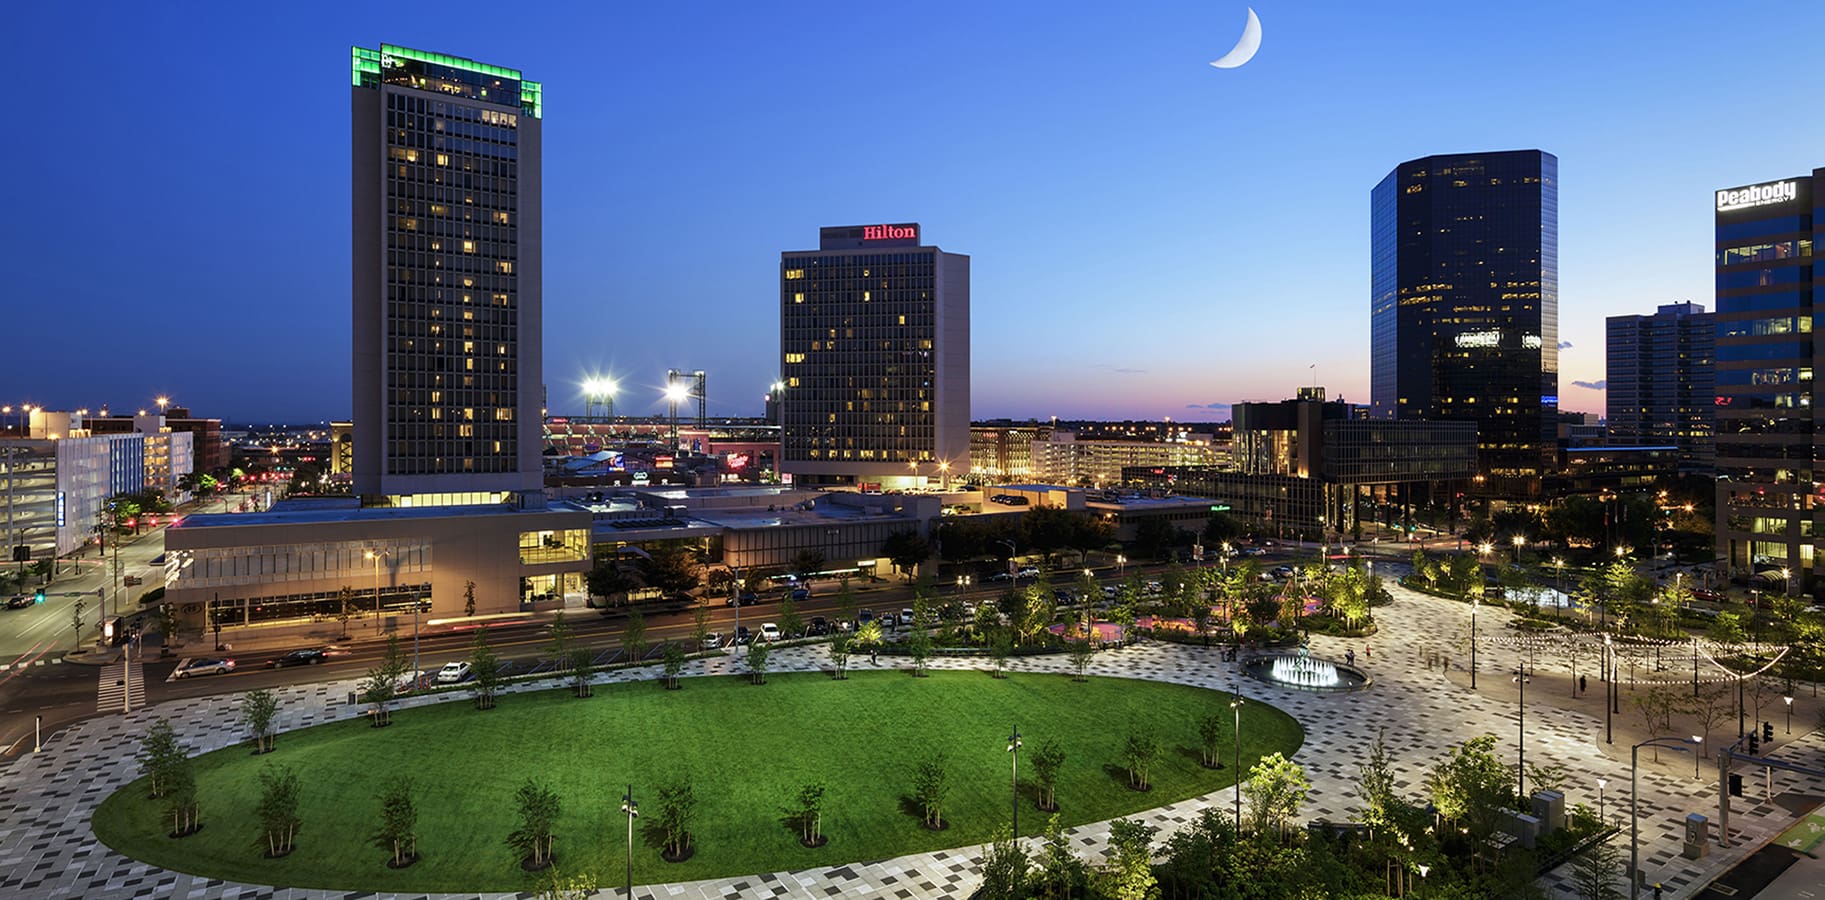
[265, 648, 327, 668]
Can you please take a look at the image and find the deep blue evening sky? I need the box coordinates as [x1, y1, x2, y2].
[7, 2, 1822, 424]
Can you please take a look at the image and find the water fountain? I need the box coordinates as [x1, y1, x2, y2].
[1243, 651, 1370, 692]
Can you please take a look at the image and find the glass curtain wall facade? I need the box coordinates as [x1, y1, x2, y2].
[352, 45, 543, 499]
[1371, 150, 1559, 497]
[1605, 302, 1715, 471]
[779, 225, 970, 485]
[1713, 172, 1821, 594]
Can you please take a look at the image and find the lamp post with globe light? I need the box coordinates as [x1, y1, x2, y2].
[620, 785, 638, 898]
[1007, 725, 1022, 836]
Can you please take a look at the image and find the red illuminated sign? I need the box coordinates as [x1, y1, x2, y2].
[863, 224, 918, 242]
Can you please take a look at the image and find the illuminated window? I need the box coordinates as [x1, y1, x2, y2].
[785, 269, 805, 280]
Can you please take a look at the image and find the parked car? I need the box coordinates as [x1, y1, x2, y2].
[880, 612, 899, 629]
[1241, 547, 1268, 557]
[760, 622, 782, 642]
[1691, 588, 1723, 602]
[174, 657, 235, 678]
[702, 632, 724, 649]
[264, 648, 326, 668]
[789, 587, 811, 602]
[435, 661, 472, 684]
[728, 591, 760, 606]
[1053, 589, 1076, 603]
[858, 609, 876, 627]
[1102, 585, 1120, 598]
[901, 607, 916, 626]
[734, 625, 752, 645]
[988, 571, 1015, 583]
[1145, 581, 1163, 594]
[809, 616, 830, 636]
[1016, 567, 1041, 580]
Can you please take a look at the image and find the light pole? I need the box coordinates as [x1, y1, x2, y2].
[1786, 694, 1795, 735]
[365, 549, 389, 635]
[1469, 596, 1479, 689]
[1553, 556, 1565, 597]
[620, 784, 639, 899]
[1597, 777, 1607, 825]
[1604, 634, 1613, 744]
[665, 381, 690, 452]
[1007, 724, 1022, 837]
[996, 539, 1018, 577]
[1512, 534, 1525, 565]
[1630, 736, 1700, 900]
[1515, 660, 1527, 799]
[1782, 567, 1793, 597]
[1117, 554, 1126, 576]
[1230, 689, 1244, 829]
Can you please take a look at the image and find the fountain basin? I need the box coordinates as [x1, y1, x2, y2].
[1242, 653, 1372, 692]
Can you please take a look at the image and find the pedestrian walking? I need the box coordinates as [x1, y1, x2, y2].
[1579, 674, 1587, 695]
[1365, 643, 1372, 660]
[1345, 649, 1356, 666]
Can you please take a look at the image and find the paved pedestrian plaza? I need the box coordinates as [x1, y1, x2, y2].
[3, 578, 1821, 898]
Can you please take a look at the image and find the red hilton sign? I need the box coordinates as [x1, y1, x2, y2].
[863, 224, 918, 242]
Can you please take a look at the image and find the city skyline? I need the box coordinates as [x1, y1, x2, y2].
[9, 2, 1825, 422]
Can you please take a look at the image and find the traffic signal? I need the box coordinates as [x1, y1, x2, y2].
[1764, 722, 1775, 743]
[1729, 773, 1744, 796]
[1747, 733, 1760, 754]
[33, 589, 44, 604]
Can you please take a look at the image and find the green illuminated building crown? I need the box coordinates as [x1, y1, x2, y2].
[352, 44, 542, 118]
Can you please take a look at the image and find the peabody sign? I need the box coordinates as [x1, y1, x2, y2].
[1717, 180, 1798, 212]
[863, 223, 919, 242]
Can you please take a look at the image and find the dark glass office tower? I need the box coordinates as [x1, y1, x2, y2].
[1713, 173, 1820, 596]
[351, 45, 544, 502]
[1606, 302, 1715, 471]
[1370, 150, 1558, 497]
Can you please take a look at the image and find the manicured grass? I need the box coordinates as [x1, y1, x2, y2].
[93, 669, 1302, 891]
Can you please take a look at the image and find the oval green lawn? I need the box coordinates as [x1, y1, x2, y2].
[94, 669, 1302, 892]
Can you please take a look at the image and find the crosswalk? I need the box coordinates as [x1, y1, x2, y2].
[97, 662, 145, 712]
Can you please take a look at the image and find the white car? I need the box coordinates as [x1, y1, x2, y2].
[759, 622, 782, 642]
[435, 661, 472, 684]
[702, 632, 724, 649]
[174, 657, 235, 678]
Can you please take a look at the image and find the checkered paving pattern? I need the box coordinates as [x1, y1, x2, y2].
[1, 577, 1818, 898]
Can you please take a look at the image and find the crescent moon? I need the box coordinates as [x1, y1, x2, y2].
[1209, 7, 1262, 69]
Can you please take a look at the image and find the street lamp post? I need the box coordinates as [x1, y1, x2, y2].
[1007, 724, 1022, 837]
[1515, 660, 1527, 799]
[1230, 689, 1244, 828]
[1469, 597, 1479, 689]
[364, 549, 389, 635]
[1116, 554, 1126, 576]
[1597, 777, 1607, 825]
[1786, 695, 1795, 735]
[620, 784, 639, 899]
[1604, 634, 1613, 744]
[1553, 557, 1566, 597]
[1512, 534, 1525, 565]
[1630, 736, 1700, 900]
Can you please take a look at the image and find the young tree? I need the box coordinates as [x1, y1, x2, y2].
[1094, 817, 1159, 900]
[360, 635, 407, 727]
[778, 596, 804, 640]
[470, 627, 502, 710]
[165, 751, 199, 836]
[1243, 751, 1311, 842]
[1197, 712, 1225, 769]
[569, 647, 595, 698]
[1068, 637, 1094, 682]
[656, 778, 696, 859]
[979, 826, 1031, 900]
[790, 781, 827, 847]
[1691, 682, 1731, 756]
[546, 611, 572, 674]
[621, 608, 649, 665]
[241, 688, 279, 753]
[662, 640, 687, 690]
[747, 639, 770, 685]
[1571, 834, 1625, 900]
[989, 628, 1013, 679]
[907, 617, 933, 677]
[463, 579, 478, 618]
[1035, 814, 1089, 898]
[1425, 734, 1511, 838]
[912, 752, 950, 829]
[136, 718, 183, 798]
[1121, 731, 1158, 790]
[372, 776, 419, 867]
[334, 585, 357, 637]
[506, 778, 561, 868]
[828, 632, 851, 680]
[254, 763, 301, 857]
[1032, 738, 1066, 811]
[691, 602, 712, 650]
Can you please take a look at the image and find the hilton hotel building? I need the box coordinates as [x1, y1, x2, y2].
[780, 224, 970, 487]
[161, 46, 589, 639]
[1712, 172, 1823, 596]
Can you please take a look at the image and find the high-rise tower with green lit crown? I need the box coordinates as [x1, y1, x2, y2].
[350, 45, 544, 504]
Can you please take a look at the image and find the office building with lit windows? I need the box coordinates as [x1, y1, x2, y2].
[1712, 172, 1823, 596]
[350, 44, 544, 502]
[780, 224, 970, 487]
[1370, 150, 1559, 497]
[160, 46, 590, 643]
[1605, 302, 1714, 471]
